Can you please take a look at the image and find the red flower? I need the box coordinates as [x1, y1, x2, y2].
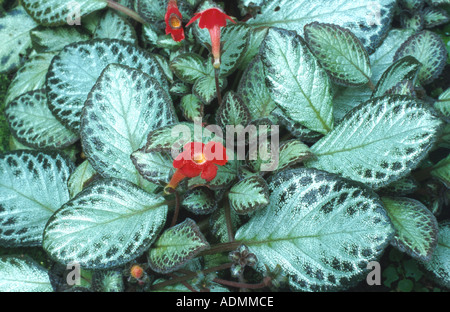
[165, 141, 228, 193]
[165, 0, 185, 42]
[186, 7, 235, 68]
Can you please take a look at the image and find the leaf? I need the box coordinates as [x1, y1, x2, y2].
[372, 56, 422, 98]
[422, 221, 450, 288]
[398, 0, 424, 11]
[0, 256, 53, 292]
[228, 176, 269, 215]
[271, 108, 322, 143]
[246, 0, 395, 53]
[130, 150, 174, 185]
[170, 53, 207, 84]
[394, 30, 447, 85]
[0, 151, 74, 247]
[381, 197, 439, 261]
[46, 39, 168, 132]
[378, 175, 419, 196]
[210, 202, 241, 243]
[0, 6, 38, 74]
[148, 218, 209, 274]
[434, 88, 450, 121]
[67, 160, 97, 198]
[5, 52, 55, 106]
[237, 55, 277, 120]
[180, 94, 204, 121]
[22, 0, 107, 26]
[305, 95, 443, 189]
[93, 10, 137, 44]
[304, 22, 372, 86]
[216, 91, 251, 130]
[430, 154, 450, 187]
[423, 7, 450, 28]
[30, 26, 91, 53]
[193, 62, 227, 104]
[261, 28, 333, 135]
[277, 140, 313, 172]
[235, 168, 394, 291]
[182, 187, 217, 215]
[81, 64, 177, 189]
[399, 12, 424, 32]
[43, 178, 168, 269]
[217, 23, 251, 77]
[5, 90, 78, 149]
[136, 0, 193, 23]
[188, 159, 240, 190]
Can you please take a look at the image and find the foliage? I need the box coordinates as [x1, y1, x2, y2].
[0, 0, 448, 293]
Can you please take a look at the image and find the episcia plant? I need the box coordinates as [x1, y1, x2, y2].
[0, 0, 449, 293]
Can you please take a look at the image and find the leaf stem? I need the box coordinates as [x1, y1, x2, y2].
[215, 68, 222, 106]
[199, 241, 242, 256]
[367, 78, 375, 91]
[170, 189, 181, 227]
[106, 0, 147, 24]
[224, 201, 235, 242]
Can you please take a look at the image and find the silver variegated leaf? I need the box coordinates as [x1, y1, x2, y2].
[5, 52, 55, 105]
[423, 7, 450, 28]
[0, 151, 74, 247]
[0, 256, 53, 292]
[372, 56, 421, 98]
[304, 22, 372, 86]
[188, 159, 241, 190]
[394, 30, 447, 85]
[43, 178, 168, 269]
[30, 26, 91, 53]
[235, 168, 394, 291]
[239, 27, 268, 70]
[246, 0, 395, 53]
[0, 6, 38, 74]
[217, 23, 250, 77]
[434, 88, 450, 121]
[130, 149, 174, 185]
[305, 95, 443, 189]
[47, 39, 168, 132]
[81, 64, 177, 189]
[170, 53, 207, 84]
[277, 140, 313, 172]
[228, 176, 269, 215]
[271, 108, 322, 143]
[399, 12, 424, 32]
[193, 62, 227, 104]
[210, 202, 241, 243]
[148, 218, 209, 274]
[381, 197, 438, 261]
[431, 154, 450, 187]
[136, 0, 193, 23]
[216, 91, 251, 129]
[180, 94, 204, 121]
[182, 187, 217, 215]
[5, 90, 78, 149]
[422, 221, 450, 288]
[332, 86, 373, 122]
[378, 175, 419, 196]
[237, 55, 277, 120]
[398, 0, 424, 11]
[93, 10, 137, 44]
[22, 0, 107, 26]
[261, 27, 333, 135]
[67, 160, 97, 198]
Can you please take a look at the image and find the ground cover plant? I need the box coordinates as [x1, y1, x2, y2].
[0, 0, 449, 292]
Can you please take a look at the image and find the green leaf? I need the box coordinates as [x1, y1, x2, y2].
[0, 256, 53, 292]
[182, 187, 217, 215]
[93, 10, 137, 44]
[137, 0, 193, 23]
[237, 55, 277, 120]
[398, 0, 424, 11]
[434, 88, 450, 121]
[261, 28, 333, 135]
[277, 140, 313, 172]
[0, 6, 38, 74]
[228, 176, 269, 215]
[148, 218, 209, 274]
[246, 0, 395, 53]
[423, 7, 450, 28]
[67, 160, 97, 198]
[304, 22, 372, 86]
[399, 12, 424, 32]
[5, 90, 78, 149]
[305, 95, 443, 189]
[22, 0, 107, 26]
[81, 64, 177, 189]
[372, 56, 421, 98]
[43, 178, 168, 269]
[0, 151, 74, 247]
[218, 23, 251, 77]
[430, 154, 450, 187]
[30, 26, 91, 53]
[46, 39, 168, 132]
[394, 30, 447, 85]
[235, 168, 394, 291]
[216, 91, 251, 129]
[193, 62, 227, 104]
[210, 202, 241, 243]
[180, 94, 204, 121]
[130, 150, 174, 185]
[422, 221, 450, 288]
[170, 53, 207, 84]
[378, 175, 419, 196]
[381, 197, 439, 261]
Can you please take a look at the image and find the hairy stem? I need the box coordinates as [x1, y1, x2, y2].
[106, 0, 147, 24]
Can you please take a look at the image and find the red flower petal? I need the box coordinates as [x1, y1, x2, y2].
[165, 0, 185, 42]
[179, 160, 203, 178]
[204, 141, 228, 165]
[201, 163, 218, 181]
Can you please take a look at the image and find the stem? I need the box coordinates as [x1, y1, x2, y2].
[213, 277, 272, 290]
[367, 78, 376, 91]
[106, 0, 147, 24]
[224, 201, 235, 242]
[150, 263, 233, 291]
[170, 189, 181, 227]
[215, 68, 222, 106]
[198, 241, 242, 256]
